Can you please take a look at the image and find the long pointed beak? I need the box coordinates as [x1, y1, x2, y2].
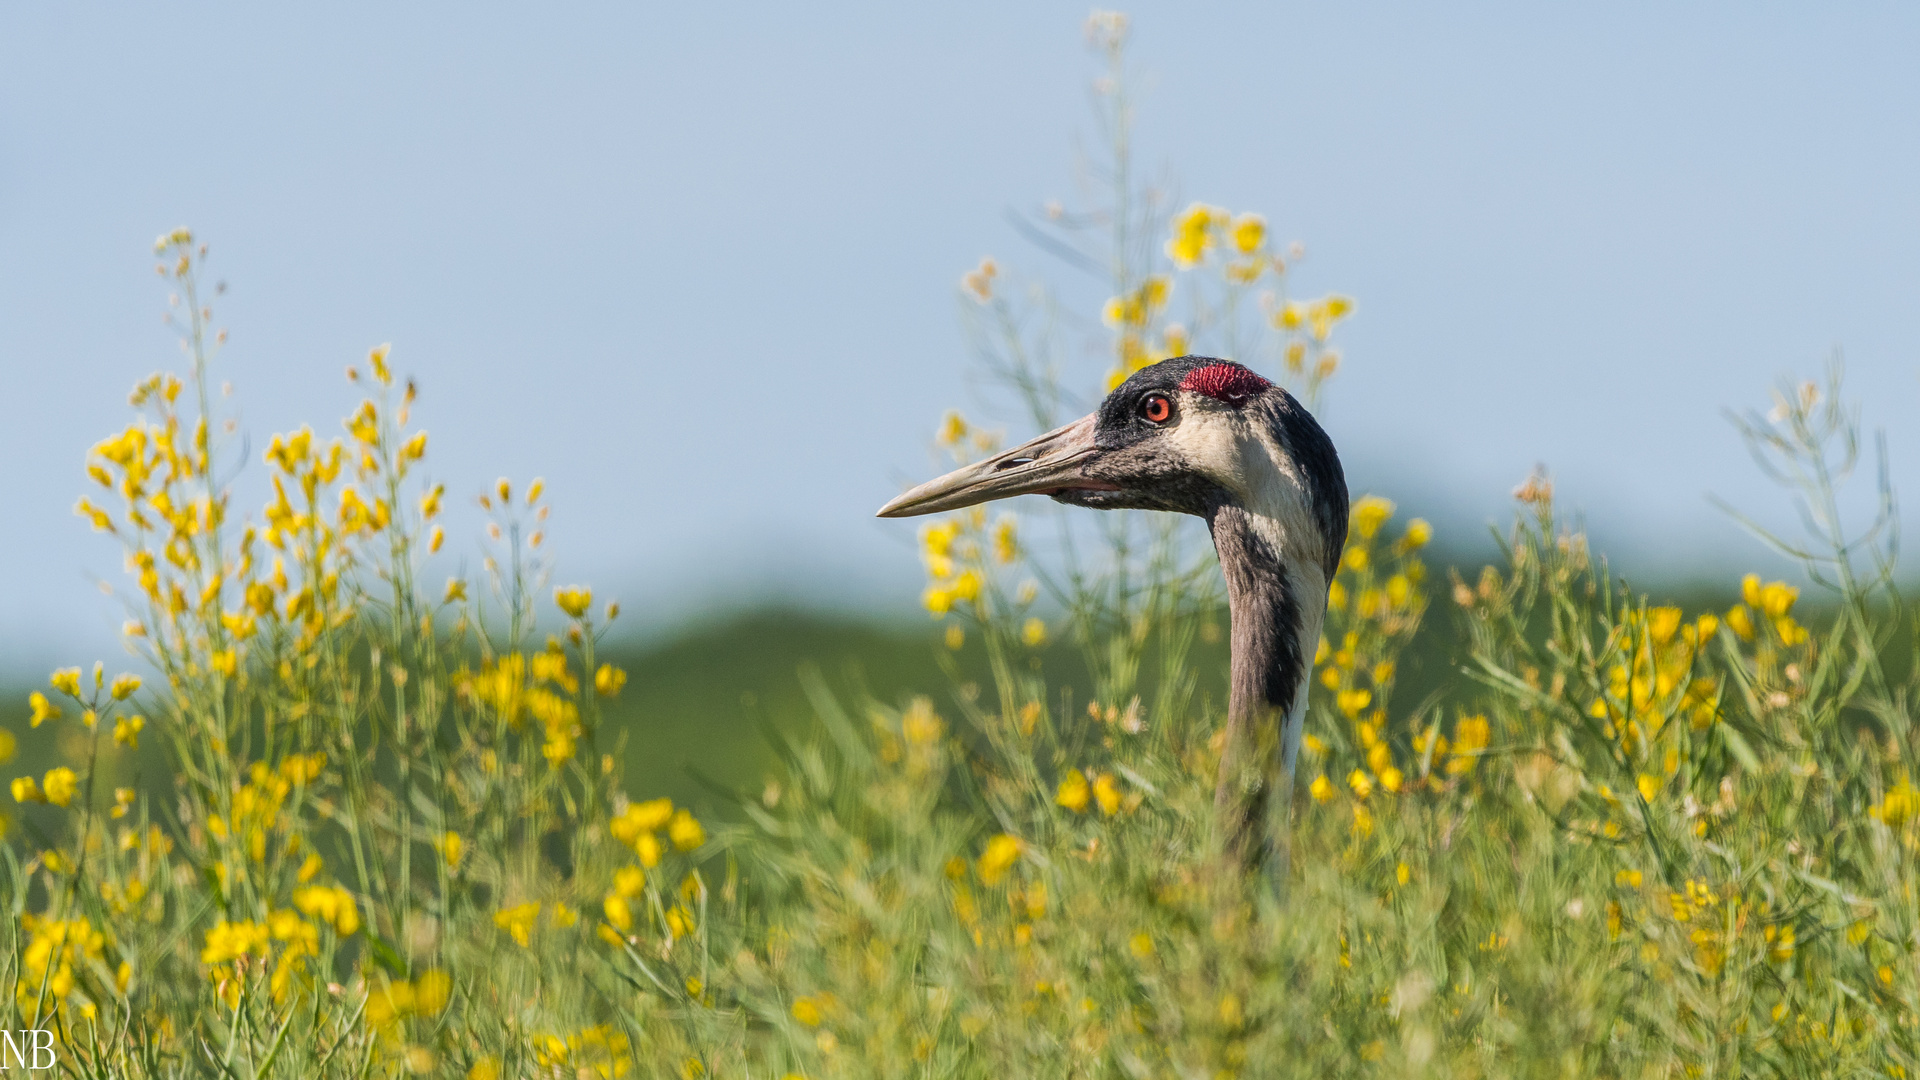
[876, 413, 1109, 518]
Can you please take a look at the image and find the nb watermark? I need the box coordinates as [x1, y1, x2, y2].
[0, 1030, 55, 1070]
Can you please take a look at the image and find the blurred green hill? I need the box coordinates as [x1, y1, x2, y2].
[0, 566, 1767, 825]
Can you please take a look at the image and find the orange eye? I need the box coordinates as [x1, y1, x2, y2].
[1141, 393, 1171, 424]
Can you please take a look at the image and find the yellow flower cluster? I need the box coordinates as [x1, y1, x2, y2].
[1055, 768, 1127, 815]
[291, 883, 360, 936]
[1103, 274, 1172, 328]
[1587, 605, 1722, 756]
[199, 917, 268, 963]
[600, 865, 647, 944]
[12, 768, 78, 808]
[16, 914, 110, 1016]
[555, 585, 593, 619]
[32, 662, 145, 746]
[978, 834, 1023, 886]
[914, 503, 1040, 656]
[1102, 275, 1189, 389]
[493, 902, 542, 948]
[919, 515, 985, 616]
[1272, 294, 1354, 343]
[532, 1025, 633, 1079]
[211, 759, 296, 857]
[465, 647, 585, 765]
[1725, 574, 1809, 647]
[364, 970, 452, 1028]
[609, 797, 704, 868]
[1306, 498, 1432, 805]
[1165, 202, 1268, 273]
[1873, 778, 1917, 827]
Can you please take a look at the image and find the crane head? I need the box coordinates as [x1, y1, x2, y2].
[877, 357, 1346, 575]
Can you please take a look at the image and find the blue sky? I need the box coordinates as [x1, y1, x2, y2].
[4, 3, 1919, 669]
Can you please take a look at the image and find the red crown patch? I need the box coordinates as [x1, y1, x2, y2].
[1179, 363, 1271, 405]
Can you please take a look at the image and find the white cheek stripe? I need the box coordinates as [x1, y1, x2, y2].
[1169, 401, 1327, 575]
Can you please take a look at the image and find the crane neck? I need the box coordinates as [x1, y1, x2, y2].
[1208, 503, 1323, 733]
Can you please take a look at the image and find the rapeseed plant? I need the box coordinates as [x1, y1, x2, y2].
[11, 12, 1920, 1079]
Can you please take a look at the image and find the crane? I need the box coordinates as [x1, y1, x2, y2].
[878, 356, 1349, 890]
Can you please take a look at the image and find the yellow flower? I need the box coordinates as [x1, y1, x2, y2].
[49, 668, 81, 698]
[113, 715, 145, 748]
[398, 431, 427, 467]
[1723, 604, 1755, 642]
[1877, 781, 1917, 827]
[921, 519, 959, 558]
[1055, 769, 1090, 813]
[28, 693, 61, 728]
[1379, 766, 1404, 793]
[902, 697, 944, 745]
[42, 768, 77, 808]
[445, 579, 467, 603]
[1230, 212, 1266, 254]
[1129, 931, 1154, 958]
[613, 866, 645, 898]
[108, 674, 141, 700]
[991, 517, 1018, 564]
[493, 902, 541, 947]
[441, 832, 464, 871]
[1166, 203, 1223, 267]
[1309, 774, 1334, 803]
[603, 894, 633, 933]
[668, 809, 706, 851]
[922, 586, 953, 616]
[554, 587, 593, 619]
[978, 834, 1022, 885]
[292, 884, 361, 935]
[1636, 773, 1661, 803]
[1447, 715, 1491, 774]
[76, 498, 114, 532]
[552, 903, 578, 929]
[612, 797, 673, 844]
[595, 663, 627, 697]
[1769, 923, 1796, 963]
[12, 777, 43, 804]
[1402, 518, 1432, 550]
[1021, 618, 1048, 647]
[1092, 772, 1122, 815]
[1351, 495, 1395, 540]
[1348, 769, 1374, 800]
[791, 996, 824, 1027]
[200, 920, 270, 965]
[365, 343, 393, 385]
[414, 970, 451, 1014]
[937, 411, 969, 446]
